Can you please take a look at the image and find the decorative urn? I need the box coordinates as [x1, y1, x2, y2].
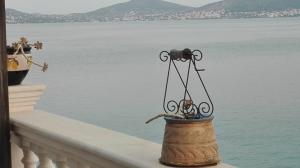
[146, 48, 220, 167]
[7, 37, 47, 85]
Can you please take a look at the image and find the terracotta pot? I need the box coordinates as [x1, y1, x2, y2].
[160, 117, 220, 167]
[7, 52, 32, 86]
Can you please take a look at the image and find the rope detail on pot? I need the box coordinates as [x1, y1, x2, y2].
[145, 113, 185, 124]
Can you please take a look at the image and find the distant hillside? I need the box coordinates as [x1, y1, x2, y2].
[198, 1, 225, 11]
[84, 0, 192, 21]
[6, 0, 192, 23]
[6, 8, 70, 23]
[6, 8, 33, 23]
[226, 0, 300, 12]
[5, 0, 300, 23]
[200, 0, 300, 12]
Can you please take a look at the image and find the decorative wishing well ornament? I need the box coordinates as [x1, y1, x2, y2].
[146, 48, 220, 167]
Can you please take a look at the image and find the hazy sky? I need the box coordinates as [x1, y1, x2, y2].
[6, 0, 222, 14]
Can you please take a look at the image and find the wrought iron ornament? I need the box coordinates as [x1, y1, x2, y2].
[160, 48, 214, 119]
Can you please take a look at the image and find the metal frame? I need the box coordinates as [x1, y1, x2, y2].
[159, 49, 214, 119]
[0, 0, 12, 167]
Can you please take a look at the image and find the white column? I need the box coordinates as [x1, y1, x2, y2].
[11, 133, 24, 168]
[11, 143, 24, 168]
[21, 141, 38, 168]
[36, 148, 53, 168]
[78, 163, 90, 168]
[55, 156, 69, 168]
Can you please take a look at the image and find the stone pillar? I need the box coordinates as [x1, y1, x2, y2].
[8, 84, 46, 113]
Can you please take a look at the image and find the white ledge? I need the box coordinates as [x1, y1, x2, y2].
[10, 111, 235, 168]
[9, 84, 46, 113]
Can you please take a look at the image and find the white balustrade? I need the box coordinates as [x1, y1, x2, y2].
[10, 110, 235, 168]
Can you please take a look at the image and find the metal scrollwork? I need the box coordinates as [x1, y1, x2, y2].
[165, 100, 179, 114]
[192, 49, 203, 61]
[160, 48, 214, 119]
[160, 51, 170, 62]
[198, 102, 213, 118]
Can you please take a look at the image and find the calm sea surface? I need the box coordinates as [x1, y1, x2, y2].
[7, 18, 300, 168]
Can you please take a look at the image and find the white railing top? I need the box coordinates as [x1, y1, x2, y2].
[10, 110, 235, 168]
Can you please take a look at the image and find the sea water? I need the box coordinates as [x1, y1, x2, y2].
[7, 17, 300, 168]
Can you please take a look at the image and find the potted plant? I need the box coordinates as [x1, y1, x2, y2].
[146, 48, 220, 167]
[7, 37, 48, 85]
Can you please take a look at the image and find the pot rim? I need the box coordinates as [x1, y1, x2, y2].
[7, 53, 32, 56]
[7, 46, 32, 55]
[164, 116, 214, 124]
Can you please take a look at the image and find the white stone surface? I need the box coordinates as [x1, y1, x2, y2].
[10, 111, 236, 168]
[9, 84, 46, 113]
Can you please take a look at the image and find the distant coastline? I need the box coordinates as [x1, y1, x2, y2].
[6, 0, 300, 24]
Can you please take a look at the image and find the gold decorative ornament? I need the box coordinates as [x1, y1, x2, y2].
[7, 58, 19, 70]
